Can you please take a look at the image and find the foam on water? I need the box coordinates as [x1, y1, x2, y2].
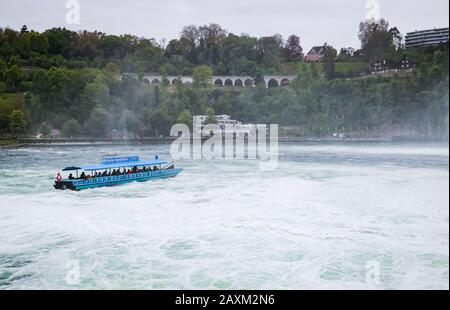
[0, 143, 448, 289]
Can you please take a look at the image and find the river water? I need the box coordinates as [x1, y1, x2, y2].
[0, 142, 448, 289]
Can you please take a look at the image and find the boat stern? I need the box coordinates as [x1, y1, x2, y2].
[54, 180, 76, 190]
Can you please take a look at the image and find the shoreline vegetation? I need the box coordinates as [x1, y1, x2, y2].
[0, 136, 446, 149]
[0, 138, 23, 148]
[0, 20, 448, 142]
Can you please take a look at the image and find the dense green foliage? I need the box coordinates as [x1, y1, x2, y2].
[0, 20, 448, 138]
[9, 109, 27, 136]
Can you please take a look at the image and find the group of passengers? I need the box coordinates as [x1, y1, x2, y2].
[68, 166, 160, 180]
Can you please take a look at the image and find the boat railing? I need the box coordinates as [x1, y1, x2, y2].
[162, 161, 175, 170]
[70, 168, 182, 187]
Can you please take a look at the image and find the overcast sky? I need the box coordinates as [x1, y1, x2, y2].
[1, 0, 448, 51]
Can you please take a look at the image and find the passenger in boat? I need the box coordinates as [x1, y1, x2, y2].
[80, 172, 86, 179]
[127, 169, 132, 175]
[102, 171, 107, 177]
[69, 173, 74, 179]
[132, 166, 138, 174]
[123, 168, 128, 175]
[153, 165, 159, 171]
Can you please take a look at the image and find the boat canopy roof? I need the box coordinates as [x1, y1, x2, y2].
[63, 155, 167, 172]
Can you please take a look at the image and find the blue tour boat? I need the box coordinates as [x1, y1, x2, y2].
[54, 155, 183, 191]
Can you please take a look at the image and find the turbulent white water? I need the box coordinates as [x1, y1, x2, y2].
[0, 142, 448, 289]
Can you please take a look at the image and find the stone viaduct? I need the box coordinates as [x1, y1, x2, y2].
[142, 75, 296, 88]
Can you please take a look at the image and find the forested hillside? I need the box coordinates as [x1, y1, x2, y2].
[0, 20, 448, 139]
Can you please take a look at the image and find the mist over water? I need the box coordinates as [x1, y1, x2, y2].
[0, 142, 448, 289]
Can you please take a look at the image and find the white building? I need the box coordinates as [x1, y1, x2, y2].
[194, 115, 256, 136]
[405, 27, 449, 48]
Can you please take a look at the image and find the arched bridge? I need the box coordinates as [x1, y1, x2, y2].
[143, 75, 296, 88]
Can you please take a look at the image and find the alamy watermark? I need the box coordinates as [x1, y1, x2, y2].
[365, 260, 380, 287]
[65, 0, 80, 25]
[365, 0, 381, 21]
[65, 259, 80, 286]
[170, 117, 278, 170]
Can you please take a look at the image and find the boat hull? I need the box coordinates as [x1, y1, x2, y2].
[54, 168, 183, 191]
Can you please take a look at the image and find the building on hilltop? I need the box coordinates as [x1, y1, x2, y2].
[371, 58, 414, 75]
[305, 46, 325, 62]
[340, 47, 356, 57]
[405, 27, 449, 48]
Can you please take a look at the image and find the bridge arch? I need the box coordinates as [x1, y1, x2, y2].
[171, 79, 178, 85]
[152, 79, 160, 84]
[214, 79, 223, 86]
[234, 79, 243, 87]
[280, 78, 290, 86]
[224, 79, 233, 87]
[244, 79, 253, 87]
[268, 79, 279, 88]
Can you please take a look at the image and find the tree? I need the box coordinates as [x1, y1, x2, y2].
[30, 32, 49, 54]
[62, 119, 82, 138]
[78, 77, 110, 121]
[143, 106, 172, 137]
[84, 106, 113, 137]
[0, 81, 6, 94]
[176, 109, 193, 130]
[16, 32, 31, 58]
[322, 43, 337, 80]
[256, 35, 283, 70]
[283, 35, 303, 61]
[253, 67, 265, 86]
[0, 59, 6, 82]
[105, 62, 120, 76]
[44, 27, 76, 57]
[74, 30, 101, 60]
[181, 25, 199, 48]
[118, 110, 143, 136]
[6, 64, 25, 88]
[309, 62, 319, 79]
[205, 107, 217, 124]
[192, 65, 213, 88]
[10, 109, 27, 136]
[39, 121, 52, 136]
[31, 69, 50, 96]
[358, 18, 394, 62]
[215, 61, 228, 75]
